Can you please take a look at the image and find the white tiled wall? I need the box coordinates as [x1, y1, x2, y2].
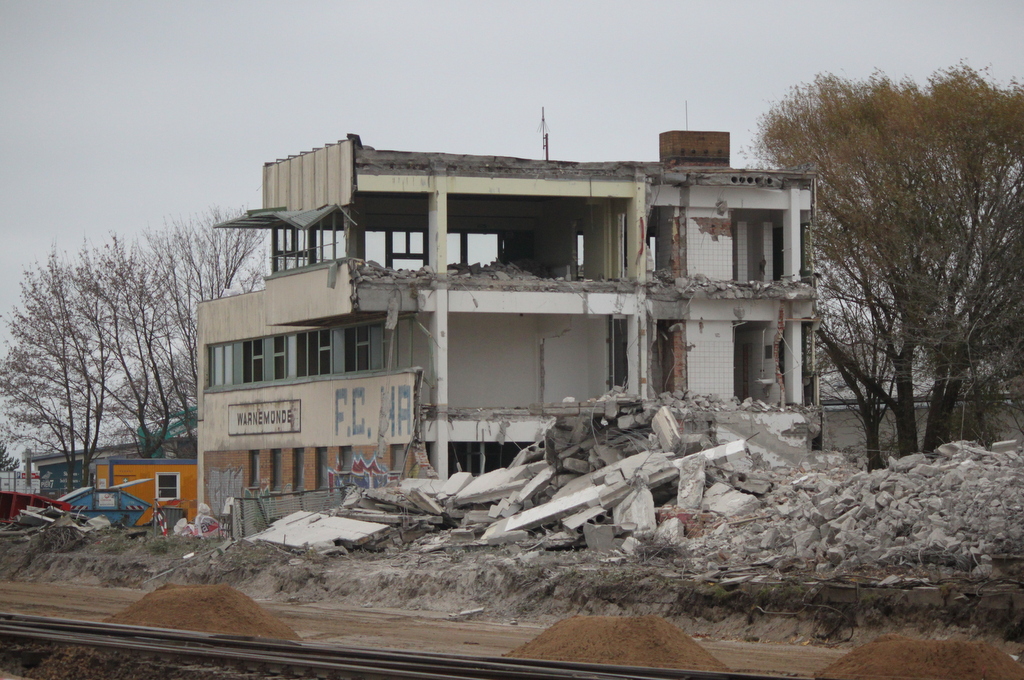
[686, 319, 734, 397]
[686, 217, 733, 280]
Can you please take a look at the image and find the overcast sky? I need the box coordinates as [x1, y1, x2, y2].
[1, 0, 1022, 322]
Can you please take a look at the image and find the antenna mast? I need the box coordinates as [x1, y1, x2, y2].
[539, 107, 550, 161]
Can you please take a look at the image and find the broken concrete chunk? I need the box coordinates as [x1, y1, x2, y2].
[485, 529, 529, 545]
[729, 473, 772, 496]
[406, 488, 445, 516]
[613, 486, 656, 537]
[453, 463, 545, 506]
[561, 457, 591, 475]
[675, 455, 706, 510]
[562, 506, 607, 533]
[701, 482, 761, 517]
[597, 480, 633, 509]
[701, 440, 747, 465]
[439, 471, 475, 498]
[583, 522, 617, 553]
[652, 406, 681, 451]
[653, 516, 687, 544]
[593, 445, 623, 467]
[512, 467, 554, 505]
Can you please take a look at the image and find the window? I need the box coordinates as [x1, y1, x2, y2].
[297, 330, 331, 377]
[242, 339, 264, 383]
[207, 321, 387, 388]
[271, 449, 282, 491]
[209, 344, 234, 386]
[315, 447, 328, 490]
[249, 450, 260, 487]
[343, 324, 383, 372]
[156, 473, 180, 500]
[292, 448, 304, 491]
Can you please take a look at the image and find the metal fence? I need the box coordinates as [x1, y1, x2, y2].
[230, 488, 352, 539]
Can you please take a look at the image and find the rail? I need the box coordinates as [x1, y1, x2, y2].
[0, 611, 797, 680]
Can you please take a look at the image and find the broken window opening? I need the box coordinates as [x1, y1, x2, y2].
[270, 220, 346, 273]
[363, 229, 427, 270]
[449, 441, 528, 476]
[608, 318, 628, 390]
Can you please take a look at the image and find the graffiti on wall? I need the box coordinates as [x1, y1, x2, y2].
[334, 384, 413, 441]
[206, 466, 243, 516]
[326, 454, 392, 490]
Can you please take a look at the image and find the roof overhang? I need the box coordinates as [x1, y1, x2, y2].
[212, 205, 349, 231]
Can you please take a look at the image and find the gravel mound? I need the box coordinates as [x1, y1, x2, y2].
[105, 583, 299, 640]
[818, 634, 1024, 680]
[505, 615, 728, 671]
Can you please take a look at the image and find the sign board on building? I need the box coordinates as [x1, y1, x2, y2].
[97, 492, 117, 509]
[228, 400, 301, 436]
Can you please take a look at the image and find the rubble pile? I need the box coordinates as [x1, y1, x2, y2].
[651, 388, 817, 415]
[245, 393, 1020, 581]
[678, 440, 1024, 577]
[650, 269, 816, 300]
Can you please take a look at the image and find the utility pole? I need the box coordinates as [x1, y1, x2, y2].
[539, 107, 550, 161]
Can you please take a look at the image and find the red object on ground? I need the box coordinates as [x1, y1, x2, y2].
[0, 491, 71, 522]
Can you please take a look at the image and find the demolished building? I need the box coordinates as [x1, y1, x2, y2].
[197, 131, 818, 507]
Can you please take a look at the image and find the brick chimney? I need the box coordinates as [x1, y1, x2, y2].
[659, 131, 730, 168]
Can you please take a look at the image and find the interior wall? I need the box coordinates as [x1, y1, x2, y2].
[685, 208, 733, 280]
[539, 315, 608, 402]
[536, 198, 585, 273]
[732, 209, 780, 283]
[686, 319, 734, 397]
[448, 313, 539, 407]
[447, 313, 608, 408]
[734, 323, 778, 403]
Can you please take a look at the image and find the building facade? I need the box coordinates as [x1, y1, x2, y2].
[197, 131, 817, 506]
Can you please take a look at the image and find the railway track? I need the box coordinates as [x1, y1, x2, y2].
[0, 611, 799, 680]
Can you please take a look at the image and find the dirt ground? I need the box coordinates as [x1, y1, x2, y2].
[0, 581, 843, 676]
[2, 529, 1023, 678]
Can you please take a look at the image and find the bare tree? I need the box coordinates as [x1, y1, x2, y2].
[754, 65, 1024, 455]
[80, 237, 185, 458]
[0, 249, 112, 492]
[146, 208, 266, 413]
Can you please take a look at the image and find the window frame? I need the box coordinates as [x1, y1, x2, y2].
[155, 472, 180, 501]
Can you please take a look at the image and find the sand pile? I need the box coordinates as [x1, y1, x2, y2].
[505, 615, 728, 671]
[105, 583, 299, 640]
[818, 634, 1024, 680]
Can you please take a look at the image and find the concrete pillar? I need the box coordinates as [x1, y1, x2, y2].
[762, 222, 773, 281]
[784, 319, 803, 405]
[627, 312, 640, 395]
[637, 289, 650, 398]
[783, 188, 801, 280]
[428, 178, 450, 479]
[427, 178, 448, 273]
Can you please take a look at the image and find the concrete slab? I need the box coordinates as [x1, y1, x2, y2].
[504, 486, 602, 533]
[439, 472, 474, 498]
[248, 511, 389, 549]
